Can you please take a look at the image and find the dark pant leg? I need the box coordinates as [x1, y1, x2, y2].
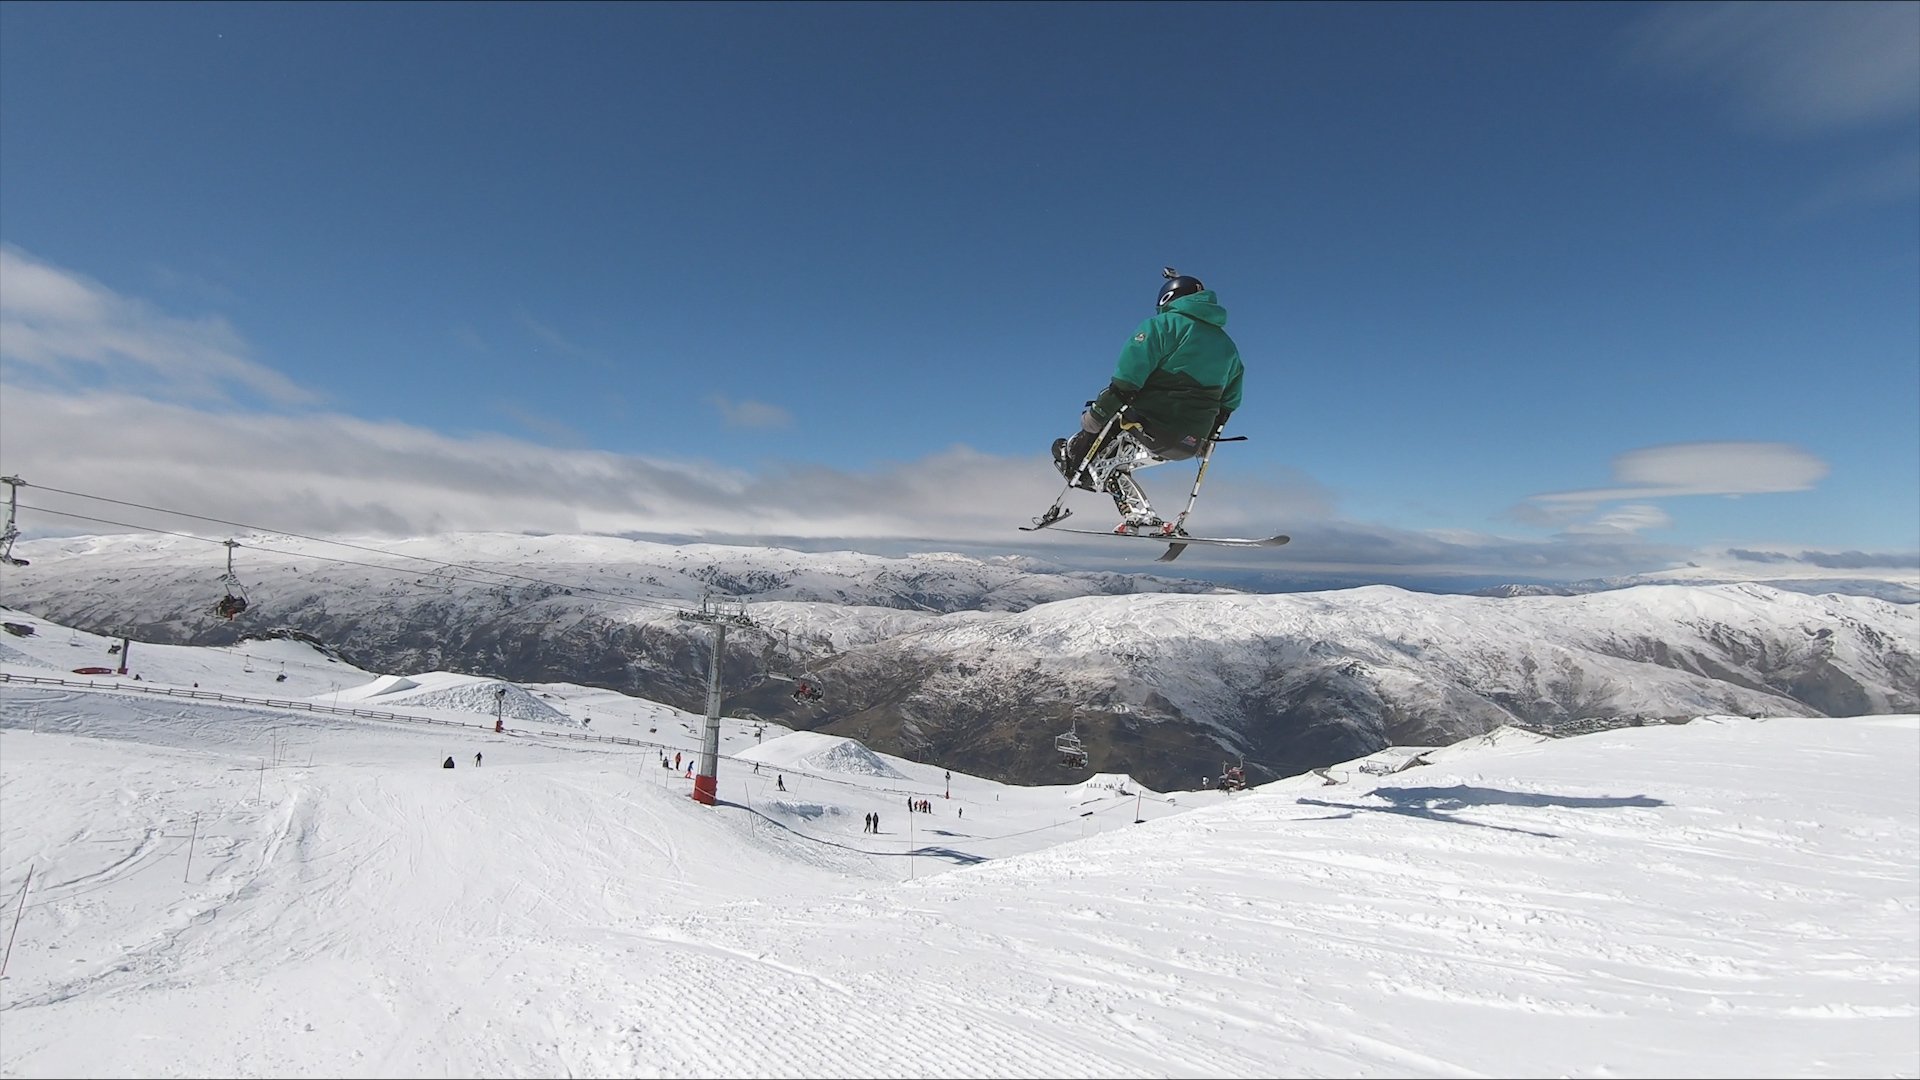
[1064, 429, 1097, 473]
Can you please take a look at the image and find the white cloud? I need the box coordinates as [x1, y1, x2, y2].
[1627, 1, 1920, 137]
[1569, 441, 1826, 500]
[0, 252, 1311, 556]
[5, 380, 1820, 584]
[1561, 503, 1675, 537]
[0, 384, 1059, 543]
[1, 380, 1590, 580]
[0, 246, 316, 406]
[1518, 442, 1829, 529]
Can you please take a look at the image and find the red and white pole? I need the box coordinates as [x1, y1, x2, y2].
[692, 622, 726, 805]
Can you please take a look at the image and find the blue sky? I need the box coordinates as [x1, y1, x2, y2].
[1, 1, 1915, 587]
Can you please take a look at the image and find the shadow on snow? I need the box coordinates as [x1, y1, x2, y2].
[1295, 784, 1666, 839]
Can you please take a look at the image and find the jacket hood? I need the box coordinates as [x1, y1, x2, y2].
[1165, 289, 1227, 328]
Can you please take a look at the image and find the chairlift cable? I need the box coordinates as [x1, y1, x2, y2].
[17, 503, 689, 616]
[15, 481, 689, 614]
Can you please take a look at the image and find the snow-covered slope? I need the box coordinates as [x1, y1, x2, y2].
[0, 612, 374, 695]
[0, 625, 1913, 1078]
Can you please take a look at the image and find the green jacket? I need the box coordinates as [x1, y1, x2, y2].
[1090, 290, 1244, 439]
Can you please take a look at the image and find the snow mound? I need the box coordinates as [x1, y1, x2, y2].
[350, 674, 419, 697]
[1351, 746, 1443, 776]
[735, 730, 905, 779]
[328, 672, 571, 725]
[802, 738, 907, 780]
[1066, 772, 1156, 801]
[1422, 724, 1552, 763]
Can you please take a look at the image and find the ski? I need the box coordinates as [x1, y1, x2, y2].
[1032, 524, 1289, 563]
[1019, 506, 1074, 532]
[1043, 526, 1289, 548]
[1152, 532, 1289, 562]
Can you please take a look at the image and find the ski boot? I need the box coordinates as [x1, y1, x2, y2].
[1052, 437, 1095, 491]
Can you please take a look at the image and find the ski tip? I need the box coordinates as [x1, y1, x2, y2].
[1021, 506, 1074, 532]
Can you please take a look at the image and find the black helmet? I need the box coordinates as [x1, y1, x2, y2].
[1158, 266, 1203, 311]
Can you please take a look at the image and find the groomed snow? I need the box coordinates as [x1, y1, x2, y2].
[1, 610, 1915, 1079]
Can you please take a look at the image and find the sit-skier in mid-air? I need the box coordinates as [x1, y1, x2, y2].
[1031, 268, 1286, 562]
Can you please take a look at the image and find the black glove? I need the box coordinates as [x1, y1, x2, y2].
[1091, 382, 1140, 426]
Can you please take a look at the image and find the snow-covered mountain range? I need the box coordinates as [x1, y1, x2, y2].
[4, 532, 1914, 790]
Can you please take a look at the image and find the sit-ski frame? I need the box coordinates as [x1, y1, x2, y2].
[1027, 411, 1228, 538]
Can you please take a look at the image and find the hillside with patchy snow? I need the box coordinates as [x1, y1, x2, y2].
[770, 581, 1917, 787]
[3, 534, 1915, 789]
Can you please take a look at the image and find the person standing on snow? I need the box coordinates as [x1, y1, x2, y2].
[1053, 268, 1244, 527]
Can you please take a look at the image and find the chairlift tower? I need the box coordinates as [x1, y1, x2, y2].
[0, 476, 28, 567]
[676, 592, 754, 806]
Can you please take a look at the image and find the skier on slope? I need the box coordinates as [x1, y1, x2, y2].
[1052, 268, 1244, 528]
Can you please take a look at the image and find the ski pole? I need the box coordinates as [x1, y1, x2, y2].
[1167, 428, 1228, 530]
[1033, 409, 1127, 527]
[1067, 408, 1127, 492]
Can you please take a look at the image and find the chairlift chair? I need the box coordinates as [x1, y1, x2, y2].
[212, 539, 250, 621]
[1218, 760, 1248, 792]
[765, 628, 824, 701]
[1055, 725, 1089, 769]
